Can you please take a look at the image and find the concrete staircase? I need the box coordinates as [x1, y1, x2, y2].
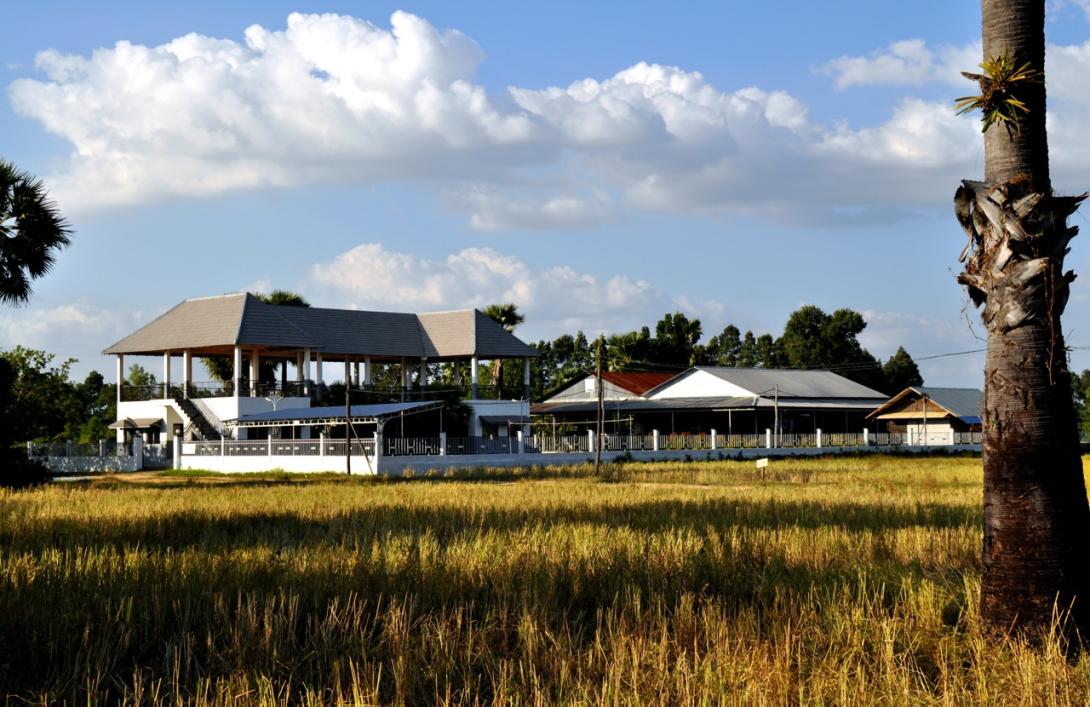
[171, 395, 222, 440]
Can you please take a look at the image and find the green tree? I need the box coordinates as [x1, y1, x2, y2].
[482, 303, 525, 395]
[737, 331, 758, 368]
[607, 327, 653, 371]
[882, 347, 923, 394]
[776, 305, 883, 389]
[0, 347, 77, 442]
[954, 0, 1089, 635]
[126, 363, 157, 388]
[652, 312, 702, 369]
[0, 160, 71, 305]
[702, 324, 742, 366]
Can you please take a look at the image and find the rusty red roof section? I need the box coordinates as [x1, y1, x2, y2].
[601, 371, 676, 396]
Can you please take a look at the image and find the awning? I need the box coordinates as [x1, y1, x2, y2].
[230, 400, 442, 427]
[108, 417, 163, 430]
[479, 415, 531, 425]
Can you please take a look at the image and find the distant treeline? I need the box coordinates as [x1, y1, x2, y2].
[527, 305, 923, 400]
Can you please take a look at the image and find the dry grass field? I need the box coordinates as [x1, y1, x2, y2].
[1, 455, 1088, 705]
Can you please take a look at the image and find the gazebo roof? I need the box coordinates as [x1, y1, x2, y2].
[103, 293, 537, 360]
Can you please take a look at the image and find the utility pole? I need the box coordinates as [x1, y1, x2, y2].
[345, 380, 352, 475]
[922, 392, 928, 447]
[594, 336, 604, 474]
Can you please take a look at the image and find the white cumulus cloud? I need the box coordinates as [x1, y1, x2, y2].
[10, 11, 1013, 229]
[306, 242, 722, 337]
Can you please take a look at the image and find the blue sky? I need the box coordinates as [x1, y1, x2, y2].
[4, 1, 1090, 386]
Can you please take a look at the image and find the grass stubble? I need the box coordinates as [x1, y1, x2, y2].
[1, 455, 1087, 705]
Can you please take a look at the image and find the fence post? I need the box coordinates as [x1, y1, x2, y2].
[710, 428, 717, 450]
[948, 428, 955, 446]
[587, 429, 595, 454]
[863, 428, 870, 446]
[319, 432, 326, 457]
[133, 436, 143, 470]
[439, 431, 447, 456]
[221, 436, 226, 457]
[652, 429, 659, 452]
[268, 436, 273, 457]
[26, 441, 31, 460]
[173, 439, 181, 470]
[99, 439, 106, 457]
[816, 429, 822, 448]
[765, 429, 772, 449]
[517, 429, 524, 455]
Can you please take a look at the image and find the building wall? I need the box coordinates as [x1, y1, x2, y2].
[648, 370, 753, 399]
[466, 400, 530, 436]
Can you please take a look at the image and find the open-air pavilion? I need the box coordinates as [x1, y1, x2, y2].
[104, 293, 537, 444]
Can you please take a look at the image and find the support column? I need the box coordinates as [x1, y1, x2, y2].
[303, 347, 312, 383]
[116, 354, 124, 407]
[163, 351, 171, 398]
[250, 351, 260, 397]
[400, 357, 408, 401]
[183, 350, 192, 398]
[281, 361, 288, 391]
[233, 346, 242, 400]
[363, 356, 372, 386]
[315, 353, 323, 386]
[471, 354, 479, 399]
[419, 358, 427, 390]
[344, 359, 351, 391]
[523, 357, 531, 400]
[353, 359, 360, 387]
[296, 352, 304, 383]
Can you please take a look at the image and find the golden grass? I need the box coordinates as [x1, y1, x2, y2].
[1, 454, 1087, 704]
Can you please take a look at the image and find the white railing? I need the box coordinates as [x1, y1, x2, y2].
[191, 438, 376, 458]
[27, 440, 131, 458]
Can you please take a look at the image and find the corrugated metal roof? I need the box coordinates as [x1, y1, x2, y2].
[912, 387, 983, 421]
[232, 401, 437, 424]
[533, 395, 883, 415]
[103, 294, 537, 358]
[601, 371, 676, 395]
[650, 367, 888, 399]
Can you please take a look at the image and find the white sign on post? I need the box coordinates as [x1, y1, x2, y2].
[755, 458, 769, 469]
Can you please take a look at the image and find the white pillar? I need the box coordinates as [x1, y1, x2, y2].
[400, 357, 408, 389]
[765, 428, 772, 449]
[116, 354, 124, 406]
[517, 428, 524, 454]
[183, 350, 192, 398]
[363, 356, 372, 386]
[220, 436, 226, 457]
[439, 431, 447, 456]
[523, 357, 531, 400]
[316, 353, 324, 386]
[816, 429, 823, 448]
[303, 347, 312, 382]
[173, 439, 181, 470]
[587, 429, 595, 453]
[652, 429, 659, 452]
[948, 428, 956, 445]
[319, 432, 326, 457]
[710, 428, 717, 450]
[268, 436, 273, 457]
[864, 428, 871, 446]
[296, 352, 304, 383]
[163, 351, 171, 398]
[471, 355, 479, 398]
[233, 346, 242, 400]
[374, 430, 382, 463]
[251, 351, 260, 396]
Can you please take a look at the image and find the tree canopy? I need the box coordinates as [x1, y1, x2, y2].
[0, 160, 72, 305]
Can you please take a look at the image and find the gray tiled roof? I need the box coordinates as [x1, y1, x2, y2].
[103, 293, 537, 358]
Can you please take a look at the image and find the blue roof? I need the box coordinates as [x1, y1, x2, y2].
[232, 401, 439, 425]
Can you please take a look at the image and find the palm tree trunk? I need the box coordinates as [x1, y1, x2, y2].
[958, 0, 1090, 636]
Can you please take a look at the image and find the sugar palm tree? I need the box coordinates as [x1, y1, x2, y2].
[0, 161, 71, 305]
[955, 0, 1089, 637]
[482, 303, 524, 397]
